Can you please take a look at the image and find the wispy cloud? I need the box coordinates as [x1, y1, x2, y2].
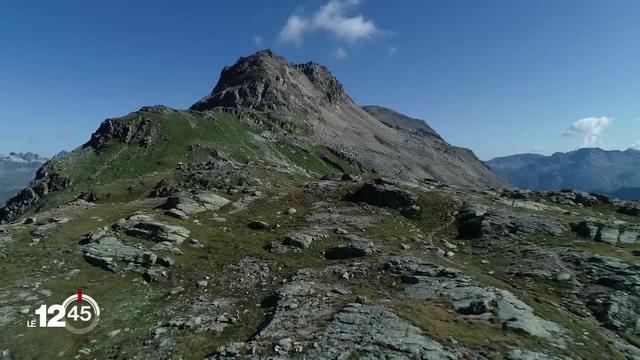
[331, 47, 348, 59]
[278, 0, 378, 45]
[254, 35, 263, 47]
[562, 116, 611, 146]
[387, 45, 397, 57]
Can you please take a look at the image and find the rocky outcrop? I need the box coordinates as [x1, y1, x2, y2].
[344, 179, 421, 218]
[588, 291, 640, 335]
[561, 250, 640, 295]
[87, 115, 161, 150]
[0, 168, 71, 224]
[571, 218, 640, 245]
[82, 214, 187, 278]
[308, 303, 459, 359]
[543, 189, 601, 206]
[175, 157, 263, 192]
[456, 202, 566, 239]
[325, 234, 378, 259]
[115, 213, 191, 245]
[163, 191, 230, 216]
[385, 257, 566, 342]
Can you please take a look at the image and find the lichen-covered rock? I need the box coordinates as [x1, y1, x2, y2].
[308, 304, 460, 360]
[164, 191, 230, 215]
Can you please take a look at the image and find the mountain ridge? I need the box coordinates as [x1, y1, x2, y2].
[487, 147, 640, 199]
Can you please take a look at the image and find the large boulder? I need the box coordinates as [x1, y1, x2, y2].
[83, 236, 144, 272]
[309, 304, 459, 359]
[325, 235, 377, 259]
[164, 191, 230, 215]
[344, 179, 421, 218]
[115, 214, 191, 244]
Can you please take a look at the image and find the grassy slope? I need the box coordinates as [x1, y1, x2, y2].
[26, 108, 358, 215]
[1, 108, 638, 358]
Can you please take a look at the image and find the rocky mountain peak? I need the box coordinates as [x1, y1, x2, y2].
[190, 49, 350, 112]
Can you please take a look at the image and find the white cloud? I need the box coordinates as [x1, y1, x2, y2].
[563, 116, 611, 146]
[254, 36, 263, 46]
[278, 0, 378, 45]
[387, 45, 397, 57]
[279, 15, 310, 45]
[632, 140, 640, 149]
[331, 47, 348, 59]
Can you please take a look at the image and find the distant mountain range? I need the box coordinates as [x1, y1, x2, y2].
[486, 148, 640, 200]
[0, 152, 55, 206]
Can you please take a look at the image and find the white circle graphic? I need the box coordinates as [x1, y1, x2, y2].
[61, 294, 101, 334]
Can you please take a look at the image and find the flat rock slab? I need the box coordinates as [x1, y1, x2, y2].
[309, 303, 460, 360]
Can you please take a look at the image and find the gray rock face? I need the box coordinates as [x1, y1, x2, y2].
[589, 291, 640, 335]
[308, 303, 459, 360]
[562, 250, 640, 295]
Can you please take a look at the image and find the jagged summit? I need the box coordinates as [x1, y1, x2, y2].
[191, 49, 351, 112]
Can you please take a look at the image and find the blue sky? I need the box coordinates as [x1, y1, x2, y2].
[1, 0, 639, 160]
